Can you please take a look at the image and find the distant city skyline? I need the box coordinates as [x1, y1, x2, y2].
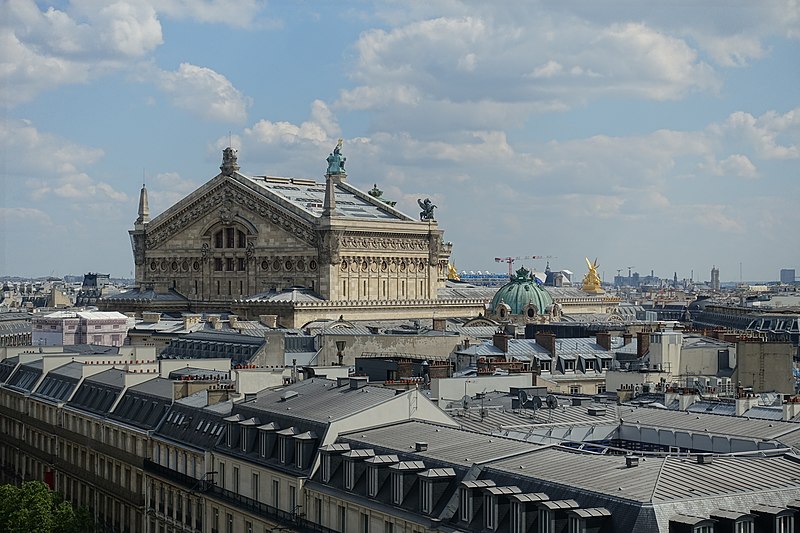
[2, 2, 798, 281]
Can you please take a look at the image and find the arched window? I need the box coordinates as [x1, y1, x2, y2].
[213, 228, 247, 249]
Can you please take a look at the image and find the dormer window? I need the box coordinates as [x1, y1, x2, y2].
[734, 520, 753, 533]
[345, 459, 355, 490]
[460, 487, 471, 523]
[259, 432, 267, 458]
[420, 479, 433, 514]
[241, 427, 248, 452]
[367, 466, 379, 497]
[280, 437, 289, 464]
[564, 360, 575, 371]
[321, 454, 331, 483]
[226, 423, 233, 447]
[391, 472, 403, 505]
[484, 493, 498, 531]
[295, 440, 304, 469]
[510, 502, 524, 533]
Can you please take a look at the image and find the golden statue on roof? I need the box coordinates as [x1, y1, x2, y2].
[581, 257, 604, 293]
[447, 263, 460, 281]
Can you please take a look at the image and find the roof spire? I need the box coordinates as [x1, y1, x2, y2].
[135, 182, 149, 224]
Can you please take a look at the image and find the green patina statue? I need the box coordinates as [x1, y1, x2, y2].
[326, 138, 346, 175]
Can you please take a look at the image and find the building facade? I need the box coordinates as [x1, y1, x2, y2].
[106, 145, 489, 326]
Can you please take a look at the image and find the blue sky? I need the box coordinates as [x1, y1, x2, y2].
[1, 1, 798, 282]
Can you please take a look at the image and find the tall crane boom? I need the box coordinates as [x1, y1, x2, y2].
[494, 255, 555, 277]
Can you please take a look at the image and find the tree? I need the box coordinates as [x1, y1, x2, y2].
[0, 481, 93, 533]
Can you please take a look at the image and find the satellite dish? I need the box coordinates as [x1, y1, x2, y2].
[518, 390, 529, 406]
[531, 396, 542, 410]
[545, 394, 559, 409]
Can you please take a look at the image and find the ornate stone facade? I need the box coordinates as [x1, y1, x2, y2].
[113, 146, 481, 325]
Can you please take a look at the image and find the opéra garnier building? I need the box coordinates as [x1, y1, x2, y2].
[105, 142, 484, 326]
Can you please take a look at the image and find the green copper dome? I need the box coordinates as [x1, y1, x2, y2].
[491, 266, 553, 315]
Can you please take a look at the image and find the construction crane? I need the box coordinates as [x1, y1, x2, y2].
[494, 255, 555, 277]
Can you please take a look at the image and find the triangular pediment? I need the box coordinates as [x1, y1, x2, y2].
[144, 173, 318, 249]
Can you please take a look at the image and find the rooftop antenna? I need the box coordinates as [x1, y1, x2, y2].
[229, 130, 232, 148]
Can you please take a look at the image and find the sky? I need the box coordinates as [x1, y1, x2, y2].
[1, 1, 799, 283]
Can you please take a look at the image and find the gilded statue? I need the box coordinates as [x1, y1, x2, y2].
[581, 257, 604, 293]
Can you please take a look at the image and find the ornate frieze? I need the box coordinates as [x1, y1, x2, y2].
[145, 182, 317, 249]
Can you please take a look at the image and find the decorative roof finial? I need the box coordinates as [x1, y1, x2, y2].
[220, 147, 240, 176]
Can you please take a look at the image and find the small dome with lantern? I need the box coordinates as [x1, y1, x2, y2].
[490, 266, 553, 317]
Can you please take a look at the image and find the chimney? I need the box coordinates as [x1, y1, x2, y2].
[259, 314, 278, 328]
[415, 442, 428, 452]
[535, 331, 556, 356]
[182, 314, 200, 330]
[142, 312, 161, 324]
[596, 332, 612, 351]
[349, 376, 368, 390]
[492, 330, 510, 354]
[229, 315, 239, 329]
[636, 332, 650, 358]
[735, 391, 759, 416]
[696, 454, 713, 465]
[432, 317, 446, 332]
[625, 456, 639, 468]
[783, 395, 800, 421]
[623, 333, 633, 346]
[207, 386, 230, 406]
[208, 315, 222, 330]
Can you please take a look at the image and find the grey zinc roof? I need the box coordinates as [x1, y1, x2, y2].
[339, 420, 541, 466]
[486, 447, 800, 505]
[245, 378, 397, 423]
[86, 368, 126, 388]
[243, 287, 325, 303]
[247, 175, 413, 221]
[619, 406, 800, 446]
[128, 376, 174, 399]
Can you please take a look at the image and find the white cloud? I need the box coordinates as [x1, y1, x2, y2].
[152, 0, 266, 29]
[0, 119, 127, 203]
[246, 100, 339, 146]
[531, 60, 563, 78]
[0, 0, 270, 108]
[717, 109, 800, 159]
[157, 63, 251, 123]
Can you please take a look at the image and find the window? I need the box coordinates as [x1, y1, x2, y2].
[295, 440, 305, 469]
[289, 485, 296, 514]
[584, 359, 595, 371]
[367, 466, 379, 497]
[569, 516, 585, 533]
[219, 462, 225, 490]
[321, 454, 331, 482]
[360, 512, 369, 533]
[569, 385, 581, 395]
[314, 497, 322, 523]
[693, 526, 713, 533]
[597, 384, 607, 394]
[338, 505, 346, 533]
[510, 501, 525, 533]
[540, 361, 551, 372]
[484, 493, 497, 530]
[459, 487, 471, 523]
[776, 515, 794, 533]
[272, 479, 279, 508]
[226, 513, 233, 533]
[344, 460, 355, 490]
[391, 473, 403, 505]
[564, 360, 575, 371]
[539, 508, 551, 533]
[384, 521, 394, 533]
[252, 473, 259, 501]
[420, 480, 433, 514]
[734, 520, 753, 533]
[232, 466, 239, 494]
[280, 437, 290, 464]
[245, 521, 253, 533]
[214, 258, 223, 272]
